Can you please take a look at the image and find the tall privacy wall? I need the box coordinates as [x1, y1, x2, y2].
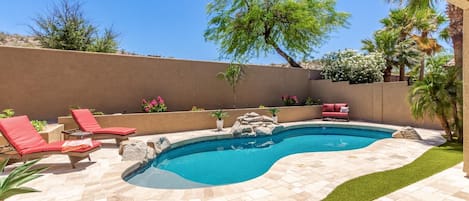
[0, 46, 311, 120]
[310, 80, 440, 129]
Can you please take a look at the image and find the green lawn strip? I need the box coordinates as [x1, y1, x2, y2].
[323, 142, 463, 201]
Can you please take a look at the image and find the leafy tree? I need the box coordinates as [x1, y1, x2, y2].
[204, 0, 349, 68]
[408, 55, 462, 142]
[217, 63, 245, 108]
[29, 0, 118, 53]
[0, 159, 47, 201]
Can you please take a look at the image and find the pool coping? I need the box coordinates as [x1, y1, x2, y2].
[120, 121, 399, 181]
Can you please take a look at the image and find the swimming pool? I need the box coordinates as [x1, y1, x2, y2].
[125, 126, 393, 189]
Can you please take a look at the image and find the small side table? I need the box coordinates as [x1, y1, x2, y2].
[61, 130, 93, 161]
[62, 130, 92, 140]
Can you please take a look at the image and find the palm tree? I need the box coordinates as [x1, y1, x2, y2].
[217, 63, 245, 108]
[386, 0, 464, 70]
[409, 55, 462, 142]
[380, 8, 445, 81]
[411, 8, 446, 80]
[362, 29, 420, 82]
[409, 62, 452, 140]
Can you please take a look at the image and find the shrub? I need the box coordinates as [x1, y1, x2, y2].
[191, 106, 205, 111]
[321, 49, 385, 84]
[0, 109, 14, 119]
[30, 0, 118, 53]
[304, 97, 322, 105]
[31, 120, 47, 132]
[141, 97, 167, 113]
[281, 95, 299, 106]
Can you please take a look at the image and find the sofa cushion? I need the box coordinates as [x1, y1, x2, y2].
[334, 103, 348, 112]
[322, 112, 349, 118]
[322, 104, 335, 112]
[92, 127, 136, 135]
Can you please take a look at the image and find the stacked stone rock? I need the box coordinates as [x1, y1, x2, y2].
[230, 112, 283, 137]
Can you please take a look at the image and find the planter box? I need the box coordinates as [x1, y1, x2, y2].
[58, 106, 322, 135]
[0, 124, 64, 147]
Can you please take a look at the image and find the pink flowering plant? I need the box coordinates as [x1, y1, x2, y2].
[281, 95, 299, 106]
[141, 96, 167, 113]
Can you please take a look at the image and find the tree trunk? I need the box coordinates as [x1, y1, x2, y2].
[451, 100, 463, 142]
[383, 66, 392, 82]
[419, 57, 425, 81]
[399, 65, 405, 81]
[270, 42, 301, 68]
[232, 88, 237, 109]
[437, 114, 453, 141]
[446, 4, 463, 70]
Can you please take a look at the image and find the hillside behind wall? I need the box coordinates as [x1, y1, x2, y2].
[0, 46, 312, 120]
[309, 80, 441, 129]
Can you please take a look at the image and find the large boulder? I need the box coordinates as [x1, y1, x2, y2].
[120, 140, 149, 161]
[392, 126, 422, 140]
[230, 112, 283, 137]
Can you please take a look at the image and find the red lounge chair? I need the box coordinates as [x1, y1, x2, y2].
[0, 116, 101, 168]
[322, 103, 349, 121]
[71, 109, 136, 144]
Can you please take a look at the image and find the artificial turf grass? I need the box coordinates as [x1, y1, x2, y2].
[323, 142, 463, 201]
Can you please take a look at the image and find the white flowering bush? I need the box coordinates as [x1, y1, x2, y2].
[321, 49, 385, 84]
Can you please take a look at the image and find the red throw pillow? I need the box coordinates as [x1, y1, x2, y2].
[322, 104, 335, 112]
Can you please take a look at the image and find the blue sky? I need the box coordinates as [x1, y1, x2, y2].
[0, 0, 448, 65]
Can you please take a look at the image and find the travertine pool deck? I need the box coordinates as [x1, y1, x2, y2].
[4, 120, 468, 201]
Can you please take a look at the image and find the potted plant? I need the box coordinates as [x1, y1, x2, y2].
[211, 109, 228, 131]
[269, 108, 279, 123]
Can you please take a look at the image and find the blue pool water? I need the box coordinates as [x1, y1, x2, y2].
[125, 126, 392, 189]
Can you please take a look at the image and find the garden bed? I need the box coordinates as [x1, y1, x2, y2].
[58, 106, 321, 135]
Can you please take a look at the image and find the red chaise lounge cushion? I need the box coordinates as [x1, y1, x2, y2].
[70, 109, 102, 132]
[93, 127, 136, 135]
[71, 109, 136, 135]
[21, 141, 102, 155]
[0, 116, 101, 156]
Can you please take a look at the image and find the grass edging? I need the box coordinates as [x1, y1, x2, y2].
[323, 142, 463, 201]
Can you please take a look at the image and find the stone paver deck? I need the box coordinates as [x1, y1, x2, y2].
[3, 120, 468, 201]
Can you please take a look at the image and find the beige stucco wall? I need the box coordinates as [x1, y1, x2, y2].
[310, 80, 440, 129]
[0, 46, 311, 121]
[58, 106, 322, 135]
[463, 8, 468, 176]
